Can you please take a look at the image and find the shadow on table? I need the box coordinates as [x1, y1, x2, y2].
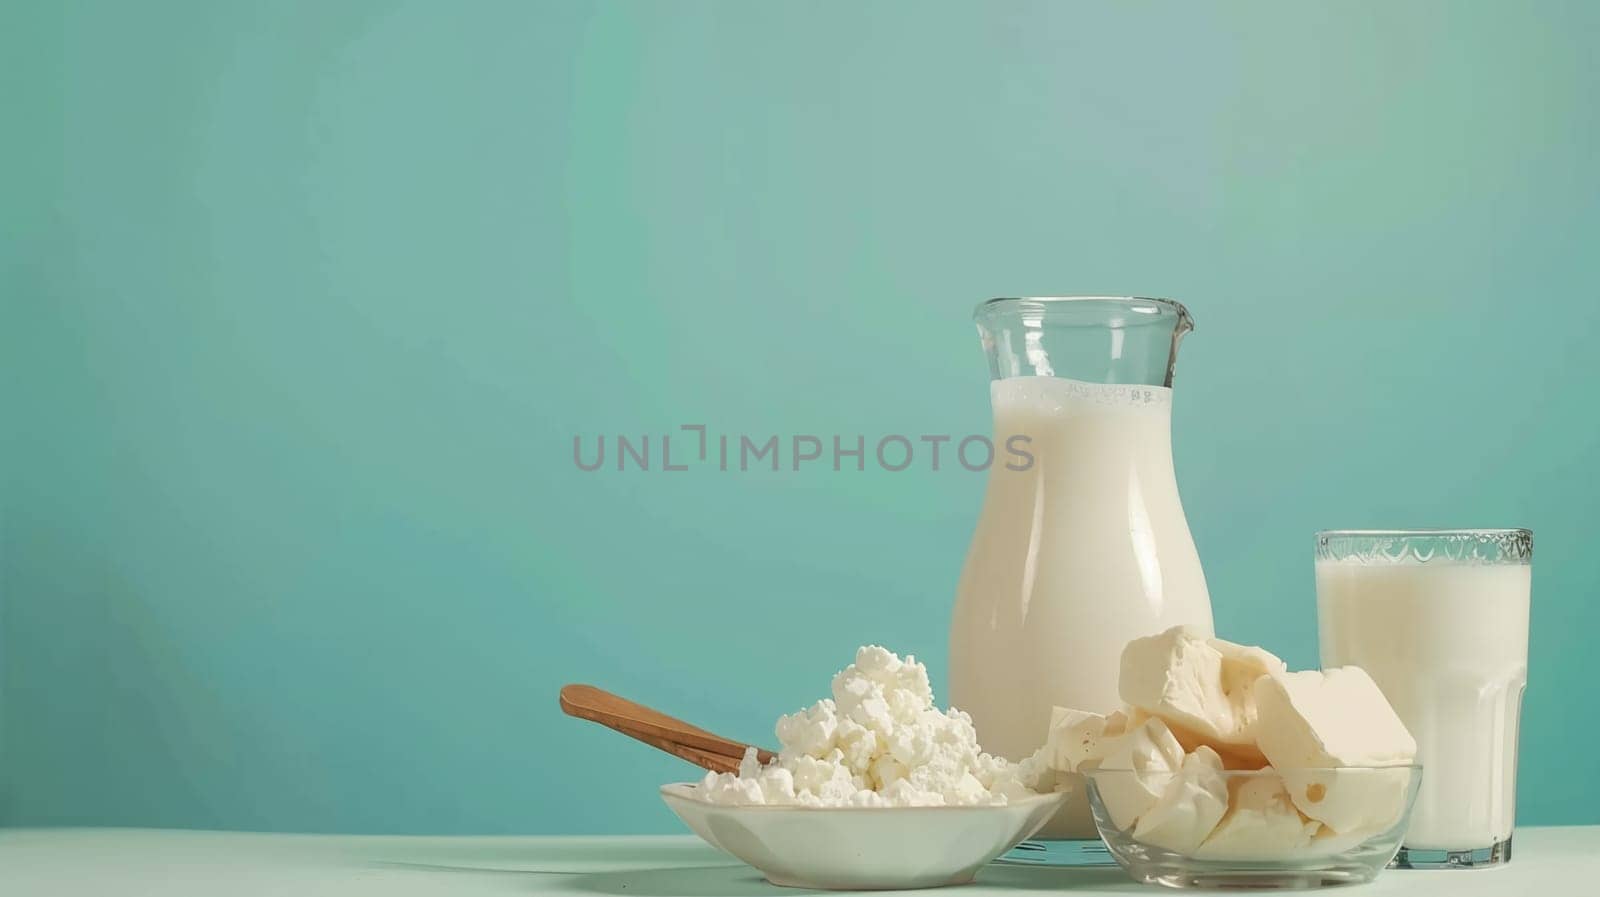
[976, 863, 1140, 891]
[368, 839, 727, 874]
[361, 840, 1138, 894]
[569, 864, 810, 896]
[565, 862, 1138, 895]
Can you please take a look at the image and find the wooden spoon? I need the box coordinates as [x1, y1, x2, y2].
[559, 684, 777, 775]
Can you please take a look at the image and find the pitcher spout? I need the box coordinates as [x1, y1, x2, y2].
[974, 296, 1194, 387]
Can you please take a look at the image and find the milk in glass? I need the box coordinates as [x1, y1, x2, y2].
[1316, 530, 1531, 862]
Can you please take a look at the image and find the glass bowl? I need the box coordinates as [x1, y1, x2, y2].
[1083, 765, 1422, 889]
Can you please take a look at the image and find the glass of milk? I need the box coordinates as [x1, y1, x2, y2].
[1315, 529, 1532, 869]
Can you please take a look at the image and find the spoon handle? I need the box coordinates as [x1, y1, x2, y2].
[558, 684, 776, 773]
[609, 723, 745, 774]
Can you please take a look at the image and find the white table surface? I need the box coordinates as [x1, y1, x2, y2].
[0, 827, 1595, 895]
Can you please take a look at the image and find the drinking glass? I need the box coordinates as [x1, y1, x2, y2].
[1315, 529, 1531, 868]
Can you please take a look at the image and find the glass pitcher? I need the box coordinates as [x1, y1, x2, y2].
[951, 297, 1214, 844]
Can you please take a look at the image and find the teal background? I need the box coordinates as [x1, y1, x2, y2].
[3, 0, 1597, 834]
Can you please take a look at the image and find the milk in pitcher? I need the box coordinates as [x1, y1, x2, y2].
[950, 298, 1215, 848]
[952, 376, 1213, 758]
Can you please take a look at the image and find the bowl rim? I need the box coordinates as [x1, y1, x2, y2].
[1082, 763, 1423, 776]
[659, 781, 1069, 812]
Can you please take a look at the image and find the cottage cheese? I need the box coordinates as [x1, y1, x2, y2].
[697, 646, 1043, 807]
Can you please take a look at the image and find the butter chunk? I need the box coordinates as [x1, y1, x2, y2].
[1044, 705, 1158, 775]
[1252, 668, 1416, 832]
[1279, 766, 1413, 843]
[1194, 770, 1319, 860]
[1132, 746, 1229, 854]
[1303, 819, 1388, 856]
[1046, 707, 1114, 773]
[1253, 667, 1415, 765]
[1119, 626, 1282, 751]
[1103, 708, 1134, 738]
[1209, 637, 1286, 735]
[1088, 716, 1187, 829]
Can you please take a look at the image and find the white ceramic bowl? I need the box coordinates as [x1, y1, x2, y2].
[660, 783, 1066, 890]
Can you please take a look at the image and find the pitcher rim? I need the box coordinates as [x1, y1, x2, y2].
[974, 296, 1193, 330]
